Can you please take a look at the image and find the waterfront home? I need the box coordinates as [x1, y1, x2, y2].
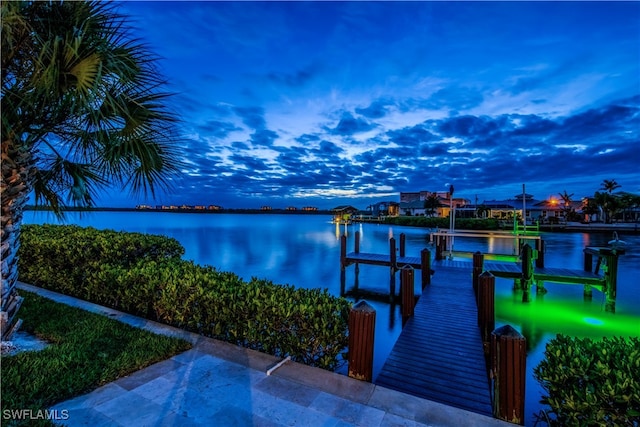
[368, 201, 400, 217]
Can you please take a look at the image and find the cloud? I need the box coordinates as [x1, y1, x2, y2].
[329, 112, 377, 135]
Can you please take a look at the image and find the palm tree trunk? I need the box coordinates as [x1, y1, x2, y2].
[1, 138, 34, 340]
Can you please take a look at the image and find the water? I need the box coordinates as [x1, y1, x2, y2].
[23, 211, 640, 425]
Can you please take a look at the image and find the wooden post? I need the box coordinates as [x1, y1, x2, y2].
[520, 244, 533, 302]
[399, 233, 406, 257]
[491, 325, 526, 425]
[605, 254, 618, 313]
[389, 237, 397, 300]
[435, 235, 443, 260]
[340, 234, 347, 296]
[348, 301, 376, 382]
[354, 231, 360, 291]
[535, 239, 545, 268]
[583, 250, 593, 272]
[401, 266, 415, 325]
[421, 248, 431, 288]
[478, 272, 495, 346]
[473, 251, 484, 301]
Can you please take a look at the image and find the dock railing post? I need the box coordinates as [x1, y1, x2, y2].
[473, 251, 484, 301]
[401, 266, 415, 326]
[478, 272, 495, 349]
[355, 230, 360, 254]
[491, 325, 526, 425]
[421, 248, 431, 288]
[348, 301, 376, 382]
[399, 233, 406, 257]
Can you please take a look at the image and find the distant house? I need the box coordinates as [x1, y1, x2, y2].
[302, 206, 318, 211]
[399, 200, 427, 216]
[261, 206, 272, 211]
[400, 190, 468, 217]
[135, 204, 152, 210]
[208, 205, 223, 211]
[368, 201, 399, 217]
[286, 206, 297, 211]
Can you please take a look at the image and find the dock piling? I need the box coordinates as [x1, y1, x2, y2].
[389, 237, 397, 300]
[348, 301, 376, 382]
[491, 325, 526, 425]
[401, 266, 415, 325]
[473, 251, 484, 300]
[420, 248, 431, 288]
[478, 272, 495, 347]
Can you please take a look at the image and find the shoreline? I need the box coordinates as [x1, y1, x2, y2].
[24, 207, 639, 234]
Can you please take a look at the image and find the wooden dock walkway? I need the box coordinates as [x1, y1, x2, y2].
[375, 267, 493, 416]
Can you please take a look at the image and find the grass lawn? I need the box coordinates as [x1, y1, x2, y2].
[1, 291, 192, 426]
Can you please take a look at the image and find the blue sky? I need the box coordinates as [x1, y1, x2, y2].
[103, 1, 639, 209]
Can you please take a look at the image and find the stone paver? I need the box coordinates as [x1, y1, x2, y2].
[17, 282, 511, 427]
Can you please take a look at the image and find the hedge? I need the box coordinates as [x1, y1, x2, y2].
[534, 335, 640, 426]
[18, 225, 351, 370]
[383, 216, 501, 230]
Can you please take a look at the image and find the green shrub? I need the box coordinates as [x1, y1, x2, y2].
[383, 216, 500, 230]
[534, 335, 640, 426]
[19, 224, 184, 293]
[17, 225, 350, 370]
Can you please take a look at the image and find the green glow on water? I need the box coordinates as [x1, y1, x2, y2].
[494, 292, 640, 347]
[583, 317, 604, 326]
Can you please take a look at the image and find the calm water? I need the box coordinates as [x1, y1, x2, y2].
[24, 211, 640, 425]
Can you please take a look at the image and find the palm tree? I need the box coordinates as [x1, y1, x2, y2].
[558, 190, 574, 219]
[1, 1, 183, 339]
[600, 179, 621, 194]
[476, 204, 490, 219]
[423, 193, 441, 217]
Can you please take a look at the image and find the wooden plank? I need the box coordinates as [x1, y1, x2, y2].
[375, 267, 492, 416]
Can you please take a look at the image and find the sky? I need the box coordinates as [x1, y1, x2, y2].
[101, 1, 639, 209]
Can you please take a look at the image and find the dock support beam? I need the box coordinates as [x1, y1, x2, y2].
[535, 239, 545, 268]
[520, 244, 533, 303]
[491, 325, 526, 425]
[348, 301, 376, 382]
[604, 254, 618, 313]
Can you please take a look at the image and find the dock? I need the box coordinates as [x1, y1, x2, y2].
[340, 232, 432, 301]
[375, 266, 492, 416]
